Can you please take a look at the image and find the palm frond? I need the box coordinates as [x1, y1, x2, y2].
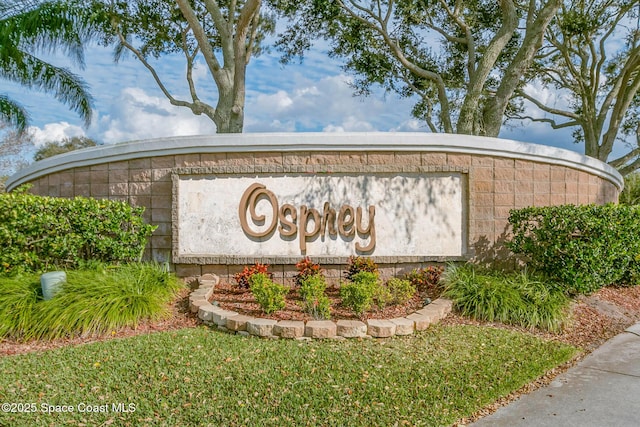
[0, 0, 94, 130]
[0, 51, 92, 126]
[0, 94, 28, 133]
[0, 1, 96, 67]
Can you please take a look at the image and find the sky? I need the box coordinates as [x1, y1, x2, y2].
[2, 29, 585, 169]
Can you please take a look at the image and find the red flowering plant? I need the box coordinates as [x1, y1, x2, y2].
[404, 266, 444, 293]
[344, 256, 379, 281]
[234, 262, 270, 289]
[294, 257, 323, 287]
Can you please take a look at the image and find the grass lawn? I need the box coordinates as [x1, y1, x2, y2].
[0, 325, 577, 426]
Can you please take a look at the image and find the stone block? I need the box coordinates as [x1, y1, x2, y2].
[247, 318, 278, 337]
[367, 319, 397, 338]
[390, 318, 415, 335]
[417, 306, 440, 319]
[406, 313, 434, 331]
[226, 315, 254, 332]
[212, 309, 239, 327]
[198, 304, 217, 322]
[198, 274, 219, 288]
[200, 273, 219, 282]
[336, 320, 367, 338]
[429, 298, 453, 317]
[190, 288, 210, 299]
[274, 321, 305, 338]
[189, 298, 209, 313]
[305, 321, 337, 338]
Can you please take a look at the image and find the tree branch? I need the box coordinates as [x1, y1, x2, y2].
[518, 90, 581, 121]
[180, 27, 200, 104]
[176, 0, 223, 75]
[117, 32, 213, 118]
[609, 146, 640, 169]
[513, 114, 580, 129]
[337, 0, 453, 132]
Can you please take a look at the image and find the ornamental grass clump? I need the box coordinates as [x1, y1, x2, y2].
[249, 273, 289, 314]
[442, 264, 570, 332]
[0, 276, 40, 340]
[0, 263, 182, 340]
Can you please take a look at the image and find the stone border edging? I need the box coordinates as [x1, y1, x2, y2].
[188, 274, 453, 339]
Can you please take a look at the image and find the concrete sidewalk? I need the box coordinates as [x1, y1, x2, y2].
[471, 323, 640, 427]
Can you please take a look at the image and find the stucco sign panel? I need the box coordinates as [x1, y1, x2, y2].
[175, 173, 466, 260]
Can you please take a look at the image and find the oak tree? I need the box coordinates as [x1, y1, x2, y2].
[88, 0, 274, 133]
[272, 0, 561, 136]
[513, 0, 640, 175]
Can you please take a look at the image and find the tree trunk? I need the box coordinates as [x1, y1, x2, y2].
[483, 0, 562, 137]
[457, 0, 518, 135]
[212, 73, 244, 134]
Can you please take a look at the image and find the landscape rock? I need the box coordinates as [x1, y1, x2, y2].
[390, 318, 415, 335]
[367, 319, 397, 338]
[336, 320, 367, 338]
[212, 309, 239, 326]
[405, 313, 434, 331]
[226, 315, 254, 332]
[274, 321, 305, 338]
[305, 321, 337, 338]
[247, 318, 278, 337]
[197, 304, 217, 322]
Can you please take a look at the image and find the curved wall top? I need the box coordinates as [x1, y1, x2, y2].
[6, 133, 623, 192]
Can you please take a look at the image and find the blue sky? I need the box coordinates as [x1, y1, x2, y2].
[3, 37, 581, 155]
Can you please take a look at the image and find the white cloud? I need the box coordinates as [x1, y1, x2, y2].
[93, 87, 217, 143]
[323, 116, 376, 132]
[27, 122, 86, 147]
[390, 119, 428, 132]
[244, 74, 417, 132]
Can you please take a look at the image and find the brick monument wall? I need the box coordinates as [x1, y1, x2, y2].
[7, 134, 621, 283]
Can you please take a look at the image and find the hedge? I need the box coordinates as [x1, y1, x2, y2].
[0, 188, 156, 274]
[508, 204, 640, 294]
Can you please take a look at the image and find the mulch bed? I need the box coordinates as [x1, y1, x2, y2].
[208, 281, 439, 322]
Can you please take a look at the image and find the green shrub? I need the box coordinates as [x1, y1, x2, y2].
[299, 274, 331, 319]
[385, 278, 416, 305]
[619, 173, 640, 205]
[340, 271, 380, 316]
[249, 273, 288, 314]
[0, 188, 155, 274]
[509, 204, 640, 294]
[404, 266, 444, 293]
[234, 263, 270, 289]
[442, 264, 570, 332]
[345, 256, 379, 281]
[0, 263, 182, 340]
